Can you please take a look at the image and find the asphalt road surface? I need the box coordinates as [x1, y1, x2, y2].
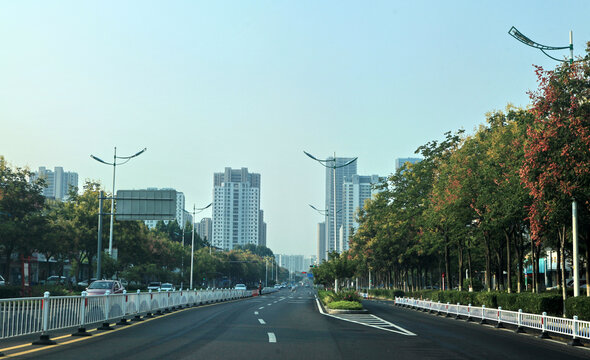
[3, 287, 589, 359]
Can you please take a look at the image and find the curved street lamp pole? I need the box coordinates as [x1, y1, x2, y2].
[190, 203, 212, 290]
[508, 27, 581, 297]
[304, 151, 357, 257]
[91, 147, 146, 257]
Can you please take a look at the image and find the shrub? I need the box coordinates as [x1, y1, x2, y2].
[0, 286, 23, 299]
[565, 296, 590, 321]
[326, 301, 363, 310]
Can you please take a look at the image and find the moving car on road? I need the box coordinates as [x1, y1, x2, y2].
[234, 284, 247, 290]
[160, 283, 175, 291]
[86, 280, 124, 296]
[147, 282, 162, 291]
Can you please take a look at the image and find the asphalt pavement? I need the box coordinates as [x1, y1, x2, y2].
[1, 287, 589, 359]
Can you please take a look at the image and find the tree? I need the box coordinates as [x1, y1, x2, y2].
[0, 157, 46, 282]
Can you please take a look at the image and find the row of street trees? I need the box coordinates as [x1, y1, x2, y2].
[0, 166, 283, 289]
[314, 44, 590, 301]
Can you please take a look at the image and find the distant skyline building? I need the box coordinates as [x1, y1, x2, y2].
[31, 166, 78, 201]
[197, 217, 213, 243]
[276, 254, 305, 273]
[212, 167, 262, 250]
[317, 222, 326, 262]
[304, 255, 317, 269]
[259, 210, 267, 247]
[143, 188, 186, 229]
[325, 157, 357, 255]
[341, 174, 382, 252]
[395, 157, 421, 171]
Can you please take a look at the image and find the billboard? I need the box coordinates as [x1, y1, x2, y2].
[116, 189, 176, 221]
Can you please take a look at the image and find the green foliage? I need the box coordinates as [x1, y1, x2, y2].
[326, 301, 363, 310]
[565, 296, 590, 321]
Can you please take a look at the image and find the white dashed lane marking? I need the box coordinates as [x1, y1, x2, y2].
[254, 311, 259, 315]
[258, 318, 266, 324]
[268, 332, 276, 343]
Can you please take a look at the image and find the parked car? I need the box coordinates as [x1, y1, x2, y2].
[77, 278, 97, 287]
[85, 280, 124, 296]
[147, 282, 162, 291]
[234, 284, 247, 290]
[45, 276, 67, 285]
[160, 283, 175, 291]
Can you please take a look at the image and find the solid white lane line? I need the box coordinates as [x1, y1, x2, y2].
[258, 318, 266, 324]
[254, 311, 259, 315]
[268, 332, 276, 343]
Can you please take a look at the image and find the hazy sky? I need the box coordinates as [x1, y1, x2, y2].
[2, 1, 589, 256]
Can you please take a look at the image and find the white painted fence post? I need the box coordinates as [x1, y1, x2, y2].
[32, 292, 56, 345]
[72, 291, 91, 336]
[98, 291, 114, 330]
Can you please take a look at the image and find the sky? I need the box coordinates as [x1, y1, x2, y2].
[1, 1, 590, 256]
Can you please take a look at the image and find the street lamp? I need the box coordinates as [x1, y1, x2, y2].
[190, 203, 212, 290]
[90, 147, 146, 256]
[304, 151, 357, 256]
[508, 26, 580, 297]
[508, 26, 573, 64]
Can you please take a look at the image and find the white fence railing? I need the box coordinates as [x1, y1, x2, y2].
[0, 288, 252, 343]
[395, 297, 589, 344]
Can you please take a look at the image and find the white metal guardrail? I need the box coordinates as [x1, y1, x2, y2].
[0, 288, 252, 344]
[395, 296, 589, 345]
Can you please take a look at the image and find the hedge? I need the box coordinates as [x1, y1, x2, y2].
[370, 289, 565, 317]
[327, 301, 363, 310]
[565, 296, 590, 321]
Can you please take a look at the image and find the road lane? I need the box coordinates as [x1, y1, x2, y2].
[7, 287, 589, 359]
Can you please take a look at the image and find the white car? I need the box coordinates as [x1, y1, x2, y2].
[234, 284, 247, 290]
[160, 283, 175, 291]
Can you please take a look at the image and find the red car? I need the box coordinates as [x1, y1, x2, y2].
[86, 280, 125, 296]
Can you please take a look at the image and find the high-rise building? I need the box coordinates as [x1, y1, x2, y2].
[317, 222, 326, 262]
[31, 166, 78, 201]
[259, 210, 267, 247]
[325, 157, 357, 254]
[212, 167, 261, 250]
[341, 174, 382, 252]
[143, 188, 186, 229]
[395, 157, 421, 171]
[197, 217, 213, 244]
[277, 254, 305, 273]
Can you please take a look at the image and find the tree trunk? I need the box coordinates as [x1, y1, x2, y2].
[484, 232, 491, 292]
[585, 233, 590, 297]
[505, 229, 512, 293]
[560, 225, 567, 315]
[444, 234, 450, 291]
[467, 247, 473, 291]
[457, 240, 464, 291]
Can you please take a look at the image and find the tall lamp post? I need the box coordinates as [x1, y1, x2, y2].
[309, 204, 341, 262]
[508, 26, 580, 297]
[304, 152, 357, 256]
[189, 203, 212, 290]
[91, 147, 146, 256]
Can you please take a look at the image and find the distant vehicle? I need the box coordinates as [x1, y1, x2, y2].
[274, 284, 281, 289]
[46, 276, 67, 285]
[234, 284, 247, 290]
[86, 280, 124, 296]
[148, 282, 162, 291]
[77, 278, 97, 287]
[160, 283, 175, 291]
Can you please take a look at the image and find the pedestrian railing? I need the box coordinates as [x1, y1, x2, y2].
[395, 296, 589, 345]
[0, 288, 251, 343]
